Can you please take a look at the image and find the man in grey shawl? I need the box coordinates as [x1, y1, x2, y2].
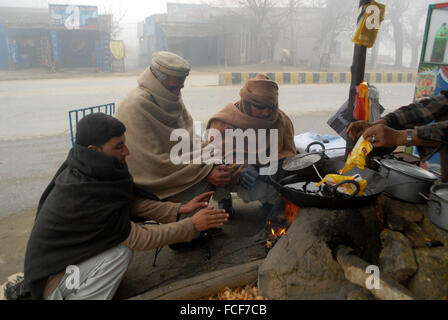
[116, 51, 232, 222]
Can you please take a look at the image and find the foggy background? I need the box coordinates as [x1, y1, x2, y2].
[1, 0, 445, 70]
[0, 0, 200, 68]
[1, 1, 445, 288]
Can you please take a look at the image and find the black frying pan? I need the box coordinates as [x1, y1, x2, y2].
[270, 158, 387, 209]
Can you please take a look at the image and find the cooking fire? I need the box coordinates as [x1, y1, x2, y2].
[266, 198, 299, 241]
[268, 220, 286, 237]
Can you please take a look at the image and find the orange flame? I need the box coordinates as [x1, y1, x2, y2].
[269, 224, 286, 237]
[283, 198, 299, 225]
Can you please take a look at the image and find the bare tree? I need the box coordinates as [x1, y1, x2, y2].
[204, 0, 277, 63]
[240, 0, 280, 63]
[99, 1, 128, 39]
[315, 0, 357, 62]
[402, 1, 427, 68]
[381, 0, 412, 68]
[286, 0, 308, 65]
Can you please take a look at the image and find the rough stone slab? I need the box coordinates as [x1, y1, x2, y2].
[420, 212, 448, 247]
[258, 205, 383, 300]
[387, 213, 406, 232]
[379, 229, 418, 283]
[404, 222, 434, 248]
[408, 248, 448, 300]
[382, 195, 424, 223]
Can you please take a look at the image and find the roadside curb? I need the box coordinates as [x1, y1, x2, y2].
[218, 71, 417, 85]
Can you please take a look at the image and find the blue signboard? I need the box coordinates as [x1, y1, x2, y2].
[0, 22, 8, 69]
[7, 38, 18, 63]
[49, 4, 98, 30]
[50, 30, 60, 62]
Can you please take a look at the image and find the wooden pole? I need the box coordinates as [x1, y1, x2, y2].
[345, 0, 372, 158]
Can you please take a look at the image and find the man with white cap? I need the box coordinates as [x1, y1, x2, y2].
[116, 52, 233, 241]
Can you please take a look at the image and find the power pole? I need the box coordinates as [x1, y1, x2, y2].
[344, 0, 371, 158]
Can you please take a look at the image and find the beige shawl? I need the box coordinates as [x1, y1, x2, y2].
[116, 67, 213, 199]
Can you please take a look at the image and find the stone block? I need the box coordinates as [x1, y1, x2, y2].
[382, 195, 424, 223]
[379, 229, 418, 283]
[387, 214, 406, 232]
[420, 212, 448, 248]
[408, 248, 448, 300]
[258, 205, 382, 300]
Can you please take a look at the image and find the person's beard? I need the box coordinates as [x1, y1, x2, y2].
[118, 158, 126, 168]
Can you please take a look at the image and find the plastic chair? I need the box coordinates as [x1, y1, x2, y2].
[68, 103, 115, 147]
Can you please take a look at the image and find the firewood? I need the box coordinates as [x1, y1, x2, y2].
[129, 259, 263, 300]
[204, 284, 266, 300]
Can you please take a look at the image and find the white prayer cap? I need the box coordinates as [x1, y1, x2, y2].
[151, 51, 190, 78]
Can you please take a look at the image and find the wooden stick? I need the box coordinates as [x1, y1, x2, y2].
[336, 245, 415, 300]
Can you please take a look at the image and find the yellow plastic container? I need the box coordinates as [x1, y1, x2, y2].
[352, 0, 386, 48]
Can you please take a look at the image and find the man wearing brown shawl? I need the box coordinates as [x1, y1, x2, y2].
[206, 74, 297, 216]
[116, 52, 233, 207]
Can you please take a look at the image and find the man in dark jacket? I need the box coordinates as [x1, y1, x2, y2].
[17, 113, 228, 300]
[347, 91, 448, 182]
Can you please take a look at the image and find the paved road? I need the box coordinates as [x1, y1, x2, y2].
[0, 75, 416, 218]
[0, 74, 415, 140]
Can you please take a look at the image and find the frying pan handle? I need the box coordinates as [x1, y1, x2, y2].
[429, 170, 442, 180]
[332, 180, 361, 199]
[306, 141, 326, 153]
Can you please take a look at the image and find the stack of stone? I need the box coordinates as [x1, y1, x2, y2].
[380, 195, 448, 300]
[258, 194, 448, 300]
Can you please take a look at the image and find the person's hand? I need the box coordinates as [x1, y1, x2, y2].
[239, 166, 259, 190]
[191, 207, 229, 231]
[363, 124, 406, 148]
[347, 119, 388, 141]
[205, 165, 233, 186]
[346, 120, 372, 141]
[178, 191, 214, 215]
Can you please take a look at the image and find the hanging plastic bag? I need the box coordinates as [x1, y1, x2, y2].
[316, 173, 368, 196]
[367, 84, 385, 122]
[352, 0, 386, 48]
[340, 136, 373, 174]
[353, 81, 370, 121]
